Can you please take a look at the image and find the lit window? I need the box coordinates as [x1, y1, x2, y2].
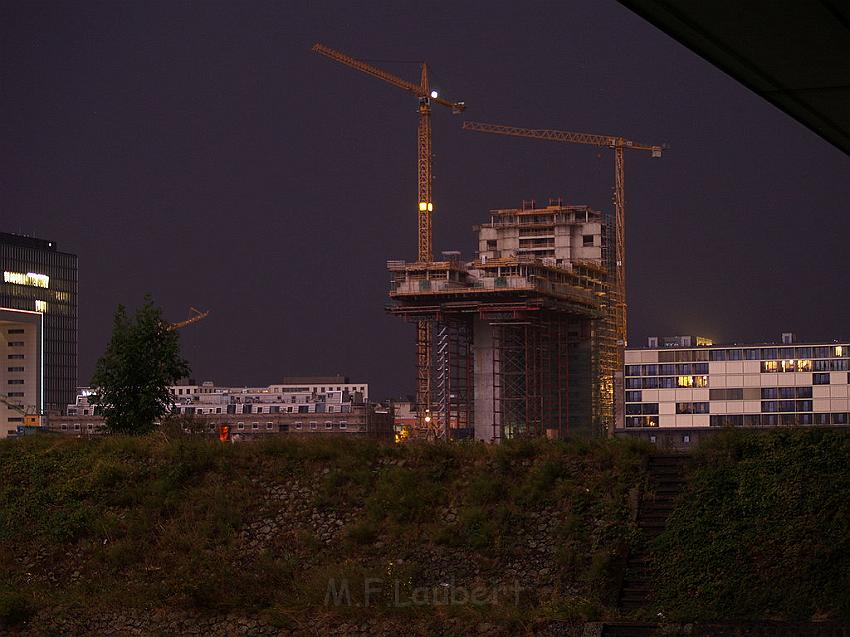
[761, 361, 779, 373]
[797, 359, 812, 372]
[836, 345, 845, 357]
[677, 375, 694, 387]
[35, 300, 47, 313]
[4, 271, 49, 288]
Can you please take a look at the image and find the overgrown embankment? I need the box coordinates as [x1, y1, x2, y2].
[0, 435, 648, 635]
[652, 428, 850, 622]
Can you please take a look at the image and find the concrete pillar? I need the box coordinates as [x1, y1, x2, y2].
[472, 317, 496, 442]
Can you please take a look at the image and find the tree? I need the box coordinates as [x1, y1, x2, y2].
[91, 295, 190, 434]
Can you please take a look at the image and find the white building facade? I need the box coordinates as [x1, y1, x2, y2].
[623, 336, 849, 435]
[0, 308, 44, 438]
[53, 377, 389, 439]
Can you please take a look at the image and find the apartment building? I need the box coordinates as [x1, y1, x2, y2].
[621, 333, 849, 446]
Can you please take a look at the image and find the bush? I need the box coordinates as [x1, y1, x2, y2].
[653, 429, 850, 621]
[0, 589, 33, 626]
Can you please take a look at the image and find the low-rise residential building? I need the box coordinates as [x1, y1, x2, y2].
[47, 377, 391, 440]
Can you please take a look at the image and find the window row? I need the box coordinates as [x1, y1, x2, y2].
[652, 345, 847, 362]
[174, 404, 352, 416]
[625, 375, 708, 389]
[203, 421, 352, 431]
[625, 403, 658, 415]
[676, 402, 710, 414]
[761, 400, 813, 413]
[58, 423, 102, 431]
[761, 359, 848, 373]
[760, 387, 813, 399]
[626, 412, 850, 428]
[710, 413, 849, 427]
[292, 421, 348, 430]
[626, 363, 709, 377]
[625, 416, 658, 428]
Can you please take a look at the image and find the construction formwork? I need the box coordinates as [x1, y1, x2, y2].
[387, 254, 611, 441]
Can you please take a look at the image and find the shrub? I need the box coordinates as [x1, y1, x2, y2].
[0, 589, 33, 626]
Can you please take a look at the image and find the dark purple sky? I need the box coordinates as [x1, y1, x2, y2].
[2, 1, 848, 399]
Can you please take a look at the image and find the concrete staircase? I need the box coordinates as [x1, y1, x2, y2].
[617, 454, 688, 612]
[601, 623, 658, 637]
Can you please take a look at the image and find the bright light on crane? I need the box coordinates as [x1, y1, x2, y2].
[430, 90, 438, 99]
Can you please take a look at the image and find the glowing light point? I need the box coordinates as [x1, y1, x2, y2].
[430, 90, 438, 99]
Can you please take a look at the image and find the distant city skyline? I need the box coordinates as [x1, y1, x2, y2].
[2, 1, 847, 399]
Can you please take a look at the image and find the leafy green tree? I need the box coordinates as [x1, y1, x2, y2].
[91, 295, 190, 434]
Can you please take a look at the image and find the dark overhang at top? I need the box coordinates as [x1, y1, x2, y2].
[618, 1, 850, 156]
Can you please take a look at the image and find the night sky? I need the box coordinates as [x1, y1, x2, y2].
[2, 1, 848, 400]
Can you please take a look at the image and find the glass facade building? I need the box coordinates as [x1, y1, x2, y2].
[1, 233, 78, 410]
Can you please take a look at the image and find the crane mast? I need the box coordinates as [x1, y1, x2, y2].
[313, 43, 465, 438]
[462, 121, 664, 429]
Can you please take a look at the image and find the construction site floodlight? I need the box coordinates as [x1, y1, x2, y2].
[430, 90, 438, 99]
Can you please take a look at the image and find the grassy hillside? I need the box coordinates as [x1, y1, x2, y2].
[652, 428, 850, 621]
[0, 434, 649, 634]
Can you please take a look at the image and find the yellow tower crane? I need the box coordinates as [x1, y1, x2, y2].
[0, 392, 41, 428]
[312, 43, 466, 437]
[462, 121, 664, 378]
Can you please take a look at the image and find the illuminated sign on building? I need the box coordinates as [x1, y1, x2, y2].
[4, 271, 50, 288]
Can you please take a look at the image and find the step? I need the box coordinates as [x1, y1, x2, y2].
[638, 518, 668, 527]
[648, 462, 685, 472]
[652, 476, 685, 486]
[640, 500, 675, 513]
[641, 502, 674, 512]
[602, 623, 658, 637]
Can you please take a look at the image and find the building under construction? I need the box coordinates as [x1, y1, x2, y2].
[388, 199, 616, 442]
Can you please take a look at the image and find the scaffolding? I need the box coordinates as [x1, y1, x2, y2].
[435, 317, 474, 439]
[387, 201, 616, 441]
